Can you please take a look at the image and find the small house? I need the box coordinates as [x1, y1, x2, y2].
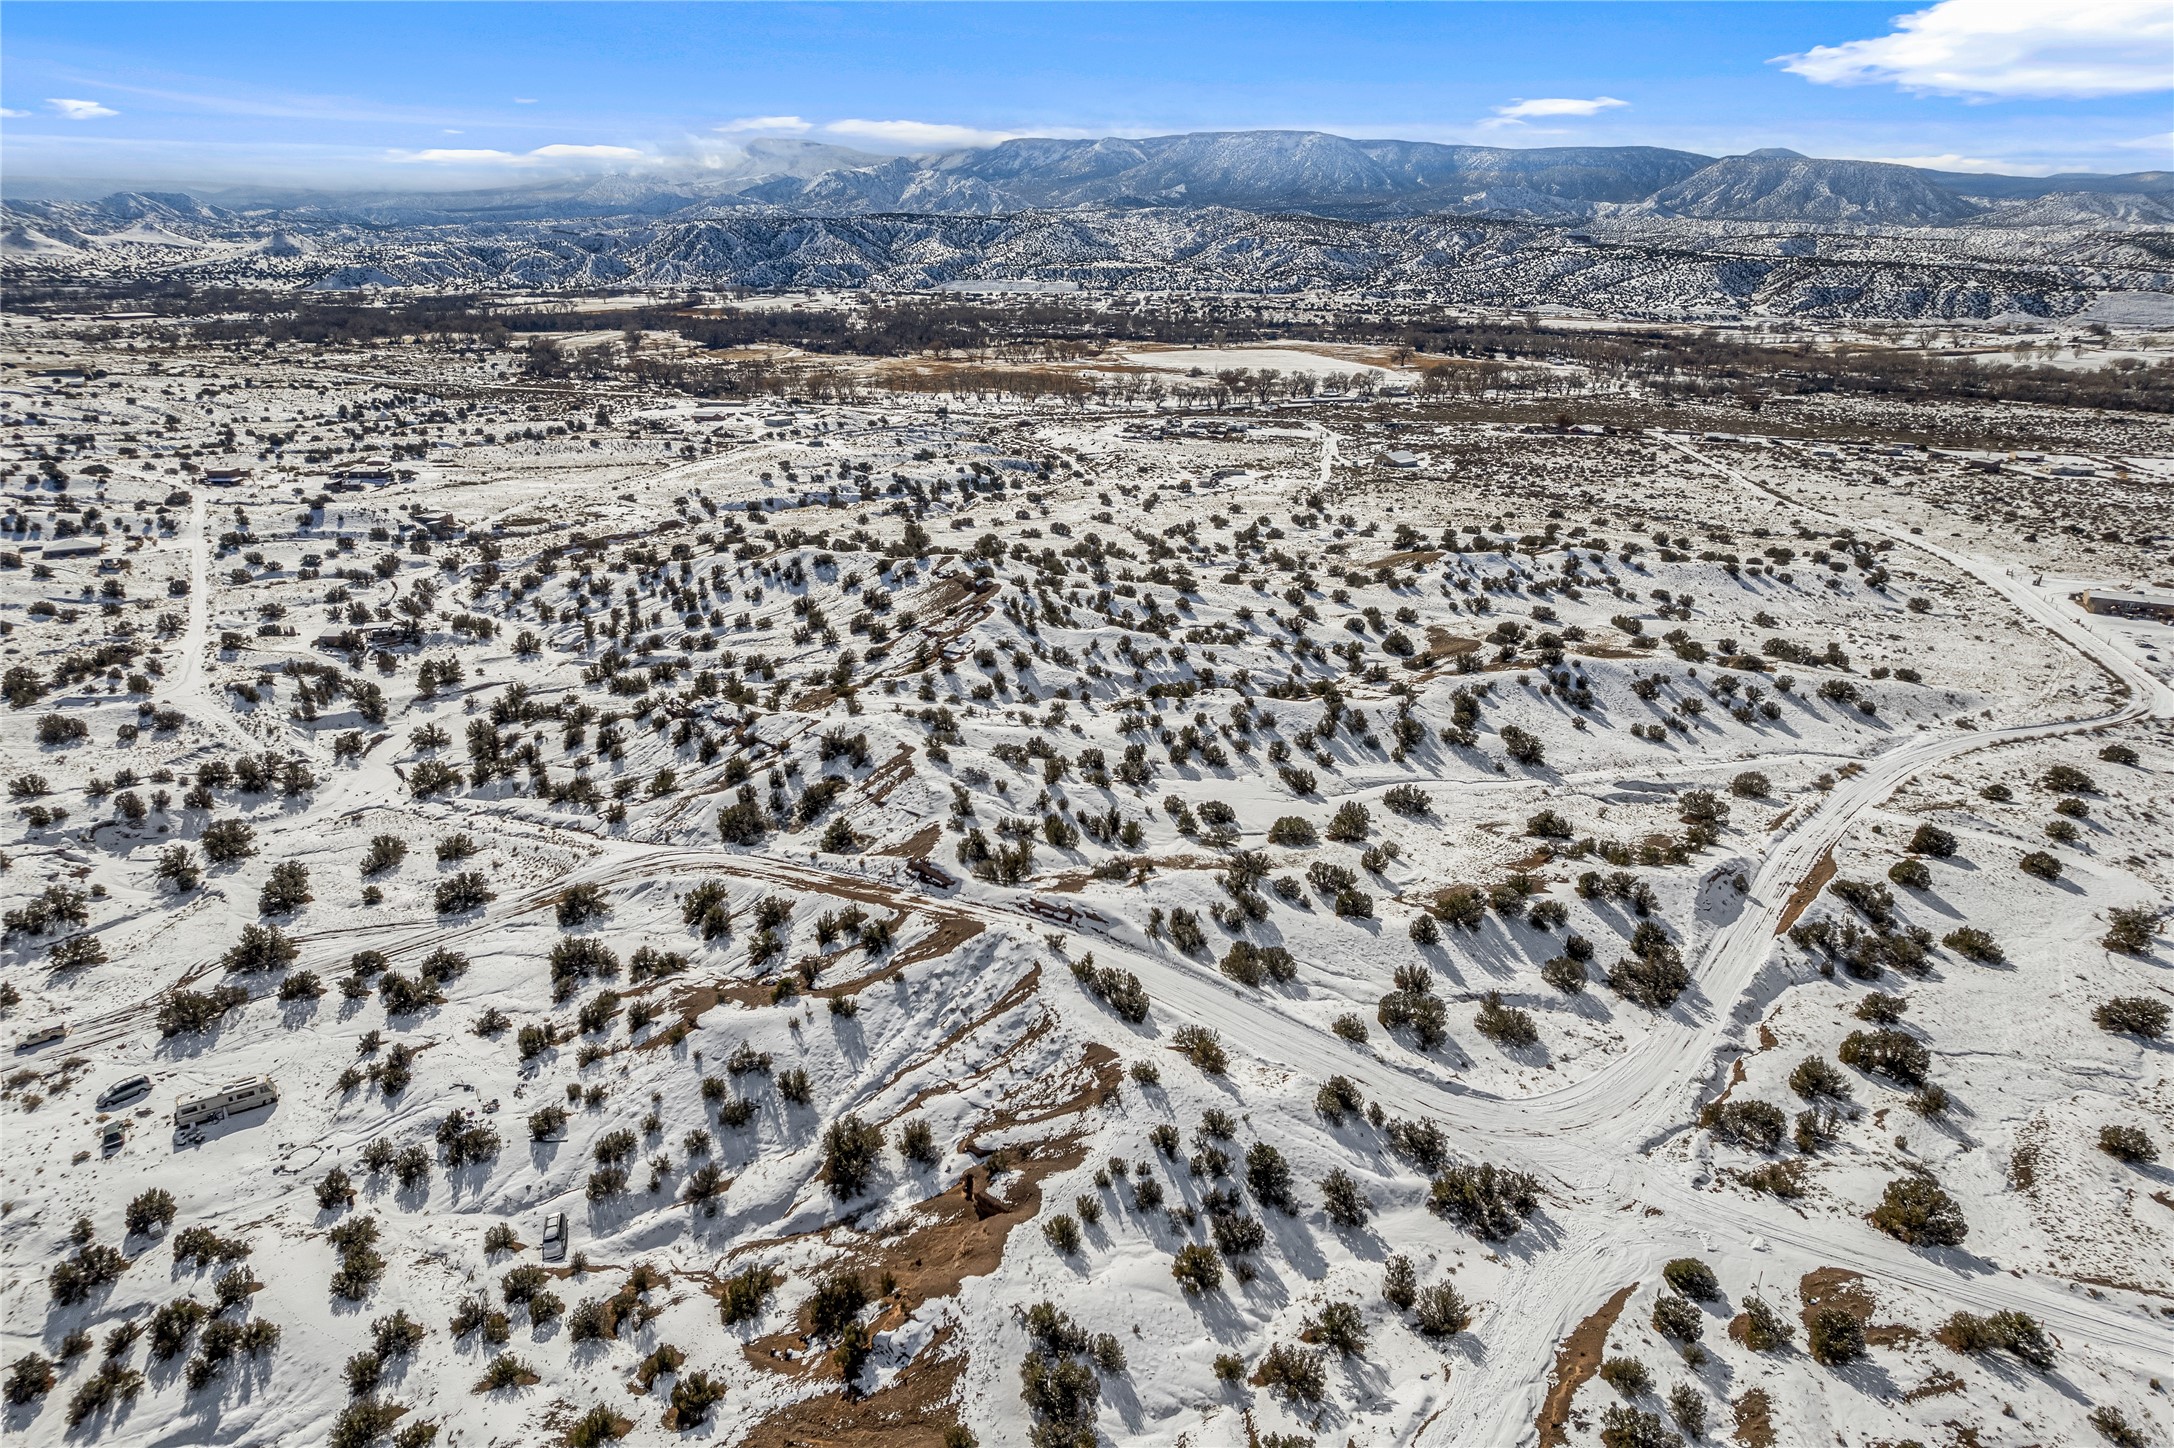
[2081, 590, 2174, 623]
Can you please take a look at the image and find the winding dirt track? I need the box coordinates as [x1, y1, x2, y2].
[1420, 437, 2174, 1444]
[1031, 434, 2174, 1440]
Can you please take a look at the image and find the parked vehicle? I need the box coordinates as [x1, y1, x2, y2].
[96, 1075, 152, 1111]
[13, 1023, 67, 1052]
[173, 1075, 278, 1129]
[540, 1211, 568, 1263]
[101, 1122, 126, 1155]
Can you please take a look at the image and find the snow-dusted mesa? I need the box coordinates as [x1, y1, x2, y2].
[1, 292, 2169, 1448]
[6, 128, 2174, 322]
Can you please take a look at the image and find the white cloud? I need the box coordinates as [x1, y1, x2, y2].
[528, 143, 645, 161]
[513, 98, 538, 105]
[1861, 152, 2043, 173]
[824, 118, 1017, 150]
[0, 107, 29, 118]
[1491, 96, 1629, 122]
[2113, 130, 2174, 152]
[716, 115, 811, 134]
[67, 77, 464, 126]
[1779, 0, 2173, 98]
[395, 148, 523, 165]
[48, 97, 119, 120]
[391, 143, 647, 167]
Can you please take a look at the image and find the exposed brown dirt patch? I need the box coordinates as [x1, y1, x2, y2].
[1731, 1388, 1775, 1448]
[643, 981, 727, 1044]
[1709, 1056, 1749, 1108]
[1038, 852, 1221, 893]
[912, 575, 1000, 653]
[1774, 846, 1837, 935]
[2072, 1272, 2174, 1302]
[733, 1064, 1106, 1439]
[856, 745, 917, 807]
[1536, 1281, 1637, 1448]
[652, 894, 989, 1037]
[876, 964, 1042, 1097]
[1712, 1015, 1784, 1106]
[885, 1014, 1053, 1124]
[818, 910, 985, 999]
[1422, 625, 1483, 658]
[737, 1337, 967, 1448]
[1903, 1369, 1967, 1402]
[959, 1041, 1122, 1153]
[875, 1140, 1094, 1315]
[1798, 1266, 1874, 1327]
[893, 910, 986, 972]
[926, 572, 982, 610]
[877, 823, 943, 860]
[707, 979, 783, 1012]
[1798, 1266, 1912, 1346]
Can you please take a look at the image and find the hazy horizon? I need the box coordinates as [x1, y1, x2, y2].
[3, 1, 2168, 194]
[8, 131, 2174, 208]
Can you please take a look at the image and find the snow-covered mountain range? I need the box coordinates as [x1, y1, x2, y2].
[5, 132, 2170, 317]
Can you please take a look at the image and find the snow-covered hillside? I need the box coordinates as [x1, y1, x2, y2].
[4, 196, 2167, 322]
[5, 128, 2172, 319]
[2, 314, 2170, 1448]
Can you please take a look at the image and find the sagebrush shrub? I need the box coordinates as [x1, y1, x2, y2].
[2098, 1124, 2157, 1163]
[1871, 1173, 1968, 1246]
[1597, 1356, 1651, 1397]
[2094, 996, 2169, 1039]
[1807, 1306, 1865, 1364]
[1413, 1281, 1472, 1338]
[1659, 1257, 1717, 1301]
[1651, 1292, 1702, 1342]
[2101, 906, 2159, 955]
[1428, 1161, 1540, 1240]
[1906, 824, 1956, 858]
[1740, 1294, 1792, 1351]
[1839, 1028, 1930, 1085]
[1942, 1308, 2054, 1369]
[1702, 1098, 1785, 1152]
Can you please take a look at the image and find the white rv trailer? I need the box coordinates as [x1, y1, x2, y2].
[173, 1076, 279, 1129]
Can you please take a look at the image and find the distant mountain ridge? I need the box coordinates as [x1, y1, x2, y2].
[6, 130, 2169, 227]
[5, 132, 2170, 320]
[1634, 149, 1984, 225]
[773, 132, 1725, 215]
[7, 201, 2166, 323]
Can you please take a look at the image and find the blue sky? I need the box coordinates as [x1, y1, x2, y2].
[3, 1, 2169, 191]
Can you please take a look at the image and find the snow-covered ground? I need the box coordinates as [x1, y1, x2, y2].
[1110, 346, 1398, 381]
[2, 314, 2170, 1448]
